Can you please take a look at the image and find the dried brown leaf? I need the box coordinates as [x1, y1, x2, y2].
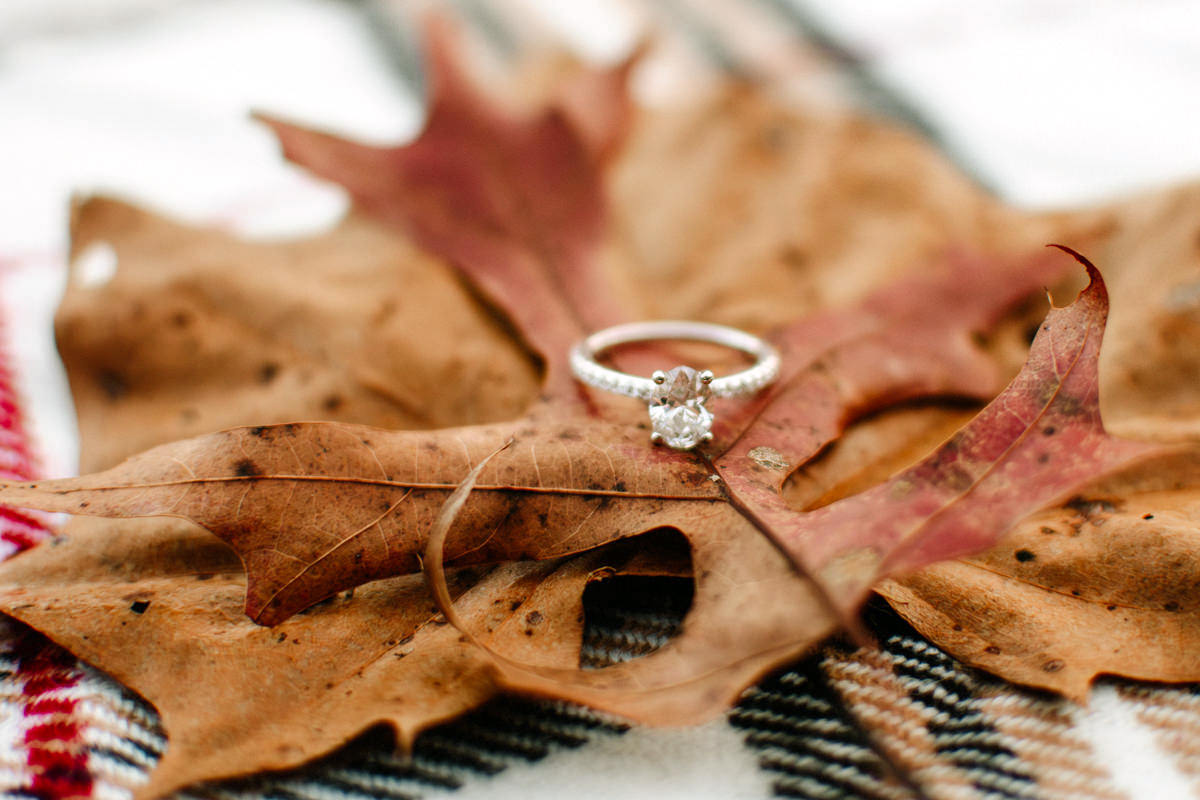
[878, 469, 1200, 701]
[0, 513, 623, 798]
[61, 198, 538, 472]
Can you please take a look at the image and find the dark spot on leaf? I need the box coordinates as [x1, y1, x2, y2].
[525, 611, 543, 626]
[558, 429, 582, 441]
[250, 426, 268, 437]
[612, 481, 627, 493]
[1042, 659, 1064, 673]
[1015, 549, 1036, 563]
[180, 407, 199, 422]
[423, 441, 439, 452]
[79, 501, 89, 508]
[1042, 426, 1056, 436]
[195, 573, 214, 581]
[276, 632, 287, 643]
[323, 394, 344, 412]
[1037, 453, 1050, 464]
[939, 465, 974, 492]
[537, 512, 548, 526]
[1056, 395, 1085, 417]
[952, 624, 962, 631]
[984, 645, 1001, 654]
[398, 634, 414, 646]
[353, 551, 364, 564]
[234, 458, 261, 478]
[1143, 513, 1155, 520]
[1071, 589, 1081, 596]
[258, 362, 280, 383]
[1165, 601, 1181, 612]
[524, 629, 534, 637]
[129, 600, 150, 614]
[779, 245, 807, 270]
[171, 311, 192, 327]
[1065, 496, 1118, 516]
[97, 370, 129, 400]
[760, 123, 789, 151]
[1107, 605, 1117, 611]
[509, 601, 522, 611]
[1040, 526, 1056, 535]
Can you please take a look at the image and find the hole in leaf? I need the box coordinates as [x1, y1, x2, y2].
[580, 528, 693, 669]
[580, 575, 693, 669]
[73, 241, 118, 288]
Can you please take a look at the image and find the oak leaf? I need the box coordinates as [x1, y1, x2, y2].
[0, 254, 1093, 624]
[0, 35, 1188, 798]
[1, 514, 629, 798]
[61, 197, 540, 473]
[878, 479, 1200, 702]
[415, 252, 1171, 708]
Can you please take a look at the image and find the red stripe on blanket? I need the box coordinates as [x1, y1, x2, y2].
[15, 630, 93, 800]
[0, 308, 91, 799]
[0, 332, 51, 552]
[0, 506, 50, 551]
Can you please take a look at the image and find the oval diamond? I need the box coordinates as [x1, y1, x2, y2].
[648, 366, 713, 449]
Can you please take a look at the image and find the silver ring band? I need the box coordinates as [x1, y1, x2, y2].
[570, 321, 780, 449]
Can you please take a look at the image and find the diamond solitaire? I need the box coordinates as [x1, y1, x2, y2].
[569, 321, 781, 451]
[649, 366, 714, 449]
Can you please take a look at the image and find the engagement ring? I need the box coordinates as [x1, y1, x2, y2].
[569, 321, 781, 450]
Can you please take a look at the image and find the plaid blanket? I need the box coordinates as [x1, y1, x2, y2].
[3, 2, 1200, 797]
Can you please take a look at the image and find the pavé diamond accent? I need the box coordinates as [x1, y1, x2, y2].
[648, 366, 713, 450]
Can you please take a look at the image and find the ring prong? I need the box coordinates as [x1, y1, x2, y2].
[703, 432, 714, 442]
[652, 370, 667, 384]
[650, 432, 663, 444]
[699, 369, 714, 384]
